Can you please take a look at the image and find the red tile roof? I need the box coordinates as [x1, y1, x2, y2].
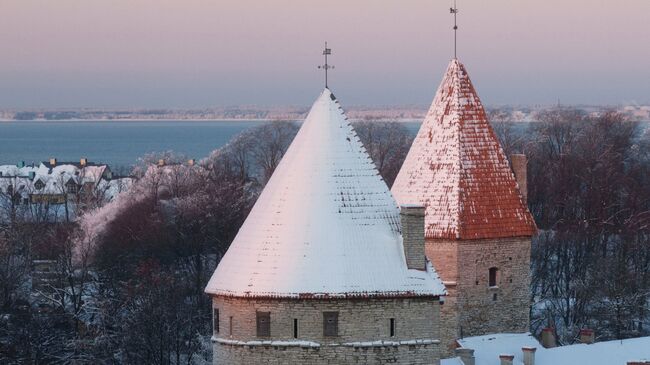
[392, 59, 536, 240]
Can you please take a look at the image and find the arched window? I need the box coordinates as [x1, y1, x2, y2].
[489, 267, 499, 287]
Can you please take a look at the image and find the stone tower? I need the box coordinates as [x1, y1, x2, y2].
[205, 88, 446, 365]
[391, 59, 537, 355]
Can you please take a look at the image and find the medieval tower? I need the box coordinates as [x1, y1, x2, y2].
[205, 86, 446, 364]
[391, 59, 537, 354]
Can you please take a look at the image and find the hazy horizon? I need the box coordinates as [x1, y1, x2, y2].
[2, 0, 649, 108]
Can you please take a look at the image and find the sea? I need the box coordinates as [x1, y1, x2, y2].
[1, 120, 646, 169]
[0, 120, 423, 168]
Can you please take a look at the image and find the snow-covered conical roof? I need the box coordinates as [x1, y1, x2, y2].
[206, 89, 445, 298]
[392, 59, 536, 240]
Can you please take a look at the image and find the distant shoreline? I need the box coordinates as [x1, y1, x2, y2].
[0, 118, 429, 123]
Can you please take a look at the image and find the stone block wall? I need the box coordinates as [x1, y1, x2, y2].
[427, 237, 531, 356]
[211, 296, 442, 365]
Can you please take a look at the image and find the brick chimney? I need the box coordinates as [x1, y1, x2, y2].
[579, 329, 595, 344]
[455, 348, 475, 365]
[80, 158, 88, 167]
[522, 347, 536, 365]
[158, 159, 165, 167]
[510, 154, 528, 204]
[541, 328, 557, 348]
[187, 159, 195, 166]
[49, 158, 57, 167]
[400, 204, 426, 270]
[499, 354, 514, 365]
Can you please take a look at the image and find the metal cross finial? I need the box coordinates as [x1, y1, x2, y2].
[450, 0, 459, 59]
[318, 42, 334, 89]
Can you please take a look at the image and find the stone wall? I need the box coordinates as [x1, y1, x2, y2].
[427, 237, 531, 356]
[212, 296, 442, 365]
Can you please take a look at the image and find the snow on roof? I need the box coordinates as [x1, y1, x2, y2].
[391, 59, 536, 240]
[441, 333, 650, 365]
[0, 162, 124, 197]
[205, 88, 446, 299]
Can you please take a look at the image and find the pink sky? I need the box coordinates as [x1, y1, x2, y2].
[1, 0, 649, 108]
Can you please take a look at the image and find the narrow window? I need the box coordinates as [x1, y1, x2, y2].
[213, 308, 220, 334]
[489, 267, 499, 287]
[323, 312, 339, 337]
[256, 311, 271, 337]
[229, 316, 233, 336]
[493, 293, 498, 301]
[390, 318, 396, 337]
[293, 318, 299, 339]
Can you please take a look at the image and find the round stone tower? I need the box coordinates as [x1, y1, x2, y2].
[205, 89, 446, 365]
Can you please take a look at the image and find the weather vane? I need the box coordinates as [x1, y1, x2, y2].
[450, 0, 459, 59]
[318, 42, 334, 88]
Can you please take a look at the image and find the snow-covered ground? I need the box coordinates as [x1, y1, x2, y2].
[441, 333, 650, 365]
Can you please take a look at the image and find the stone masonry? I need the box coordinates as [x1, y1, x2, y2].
[427, 237, 531, 356]
[212, 296, 443, 365]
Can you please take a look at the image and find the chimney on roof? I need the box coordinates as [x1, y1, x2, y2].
[187, 159, 195, 166]
[158, 159, 165, 167]
[510, 154, 528, 204]
[19, 161, 25, 167]
[541, 328, 557, 348]
[80, 158, 88, 167]
[499, 354, 514, 365]
[579, 329, 595, 344]
[29, 171, 35, 180]
[49, 158, 57, 167]
[522, 347, 536, 365]
[455, 348, 475, 365]
[400, 204, 426, 271]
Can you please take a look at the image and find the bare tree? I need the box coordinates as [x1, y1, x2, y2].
[353, 120, 413, 187]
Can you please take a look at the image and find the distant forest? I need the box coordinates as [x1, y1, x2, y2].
[1, 108, 649, 364]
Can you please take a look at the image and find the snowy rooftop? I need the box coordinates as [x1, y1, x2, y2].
[0, 162, 129, 201]
[441, 333, 650, 365]
[205, 88, 446, 299]
[391, 59, 536, 240]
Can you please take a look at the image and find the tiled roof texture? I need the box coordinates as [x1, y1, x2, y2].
[392, 59, 536, 240]
[205, 89, 446, 298]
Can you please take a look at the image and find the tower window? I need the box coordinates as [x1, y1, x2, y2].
[213, 308, 220, 334]
[229, 316, 233, 336]
[489, 267, 499, 287]
[256, 311, 271, 337]
[323, 312, 339, 337]
[390, 318, 396, 337]
[293, 318, 299, 339]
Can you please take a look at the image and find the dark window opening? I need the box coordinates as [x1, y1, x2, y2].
[475, 280, 479, 285]
[390, 318, 396, 337]
[493, 293, 498, 301]
[256, 311, 271, 337]
[489, 267, 499, 287]
[293, 319, 299, 339]
[213, 308, 220, 334]
[323, 312, 339, 337]
[229, 316, 233, 336]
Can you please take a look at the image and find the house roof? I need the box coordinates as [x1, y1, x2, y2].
[205, 88, 446, 299]
[391, 59, 536, 240]
[441, 333, 650, 365]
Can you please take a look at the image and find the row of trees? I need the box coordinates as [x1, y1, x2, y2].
[491, 108, 650, 342]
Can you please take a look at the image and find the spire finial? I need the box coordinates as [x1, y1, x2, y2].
[450, 0, 459, 59]
[318, 42, 334, 88]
